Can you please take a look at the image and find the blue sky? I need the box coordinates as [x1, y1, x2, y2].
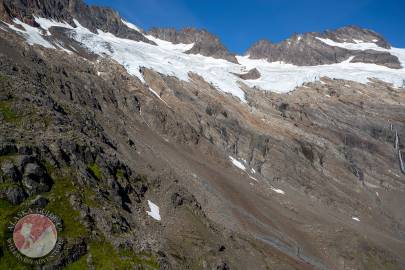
[85, 0, 405, 54]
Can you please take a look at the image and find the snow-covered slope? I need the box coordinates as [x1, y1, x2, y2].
[3, 17, 405, 102]
[237, 55, 405, 92]
[121, 19, 142, 33]
[4, 18, 56, 49]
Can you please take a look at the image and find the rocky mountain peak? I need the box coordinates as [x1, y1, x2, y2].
[148, 27, 239, 63]
[246, 25, 400, 68]
[0, 0, 154, 44]
[322, 25, 391, 48]
[246, 39, 273, 57]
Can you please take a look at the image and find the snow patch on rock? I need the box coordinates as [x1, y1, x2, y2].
[352, 216, 360, 222]
[249, 175, 259, 182]
[229, 156, 246, 171]
[34, 16, 73, 34]
[316, 37, 405, 67]
[7, 18, 55, 48]
[121, 19, 142, 32]
[270, 187, 285, 195]
[146, 200, 161, 221]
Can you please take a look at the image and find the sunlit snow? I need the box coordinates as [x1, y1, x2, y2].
[6, 17, 405, 102]
[148, 87, 169, 106]
[237, 54, 405, 92]
[229, 156, 246, 171]
[352, 216, 360, 222]
[146, 200, 161, 221]
[68, 19, 248, 101]
[6, 18, 55, 48]
[249, 175, 259, 182]
[270, 187, 285, 195]
[34, 16, 73, 34]
[121, 19, 142, 32]
[316, 37, 405, 67]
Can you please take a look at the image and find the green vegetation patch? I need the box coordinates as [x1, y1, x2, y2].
[0, 182, 20, 190]
[0, 73, 10, 83]
[0, 199, 18, 241]
[0, 101, 18, 123]
[43, 166, 87, 239]
[89, 241, 159, 270]
[0, 154, 18, 164]
[115, 168, 125, 179]
[0, 247, 30, 270]
[88, 163, 102, 180]
[65, 254, 88, 270]
[66, 239, 160, 270]
[82, 187, 99, 208]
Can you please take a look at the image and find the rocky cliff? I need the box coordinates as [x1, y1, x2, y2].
[148, 27, 239, 63]
[0, 0, 153, 43]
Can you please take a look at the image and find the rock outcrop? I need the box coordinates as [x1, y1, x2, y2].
[148, 27, 238, 63]
[0, 0, 154, 44]
[246, 26, 401, 68]
[233, 68, 261, 80]
[323, 25, 391, 49]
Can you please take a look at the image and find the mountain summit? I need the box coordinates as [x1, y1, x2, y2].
[0, 1, 405, 269]
[246, 26, 401, 68]
[148, 27, 239, 63]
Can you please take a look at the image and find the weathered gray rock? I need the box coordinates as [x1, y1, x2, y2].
[24, 162, 45, 177]
[246, 27, 401, 68]
[148, 27, 238, 63]
[4, 186, 27, 205]
[0, 160, 20, 182]
[351, 49, 401, 69]
[233, 68, 261, 80]
[30, 195, 50, 208]
[17, 145, 33, 155]
[323, 25, 391, 49]
[21, 162, 52, 195]
[14, 155, 36, 172]
[0, 143, 17, 155]
[0, 0, 154, 44]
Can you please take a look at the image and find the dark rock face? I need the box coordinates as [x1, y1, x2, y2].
[148, 27, 238, 63]
[30, 195, 50, 208]
[0, 0, 154, 44]
[0, 143, 17, 156]
[246, 27, 401, 68]
[233, 68, 261, 80]
[247, 35, 347, 65]
[323, 25, 391, 49]
[1, 160, 20, 183]
[22, 162, 53, 195]
[351, 49, 401, 68]
[4, 186, 27, 204]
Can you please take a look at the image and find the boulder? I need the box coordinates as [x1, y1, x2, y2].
[5, 186, 27, 205]
[1, 160, 21, 183]
[21, 162, 52, 195]
[0, 144, 17, 156]
[30, 195, 50, 208]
